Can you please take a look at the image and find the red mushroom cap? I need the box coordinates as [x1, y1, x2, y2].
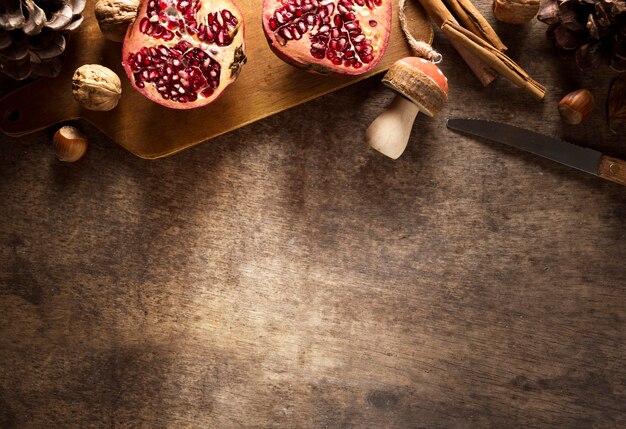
[399, 57, 449, 95]
[381, 57, 449, 117]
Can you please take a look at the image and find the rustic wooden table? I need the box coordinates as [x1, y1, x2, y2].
[1, 3, 625, 428]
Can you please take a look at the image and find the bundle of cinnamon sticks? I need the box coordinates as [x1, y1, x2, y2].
[417, 0, 546, 100]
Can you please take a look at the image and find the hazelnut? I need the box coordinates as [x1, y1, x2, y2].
[95, 0, 140, 43]
[72, 64, 122, 111]
[53, 126, 88, 162]
[558, 89, 594, 125]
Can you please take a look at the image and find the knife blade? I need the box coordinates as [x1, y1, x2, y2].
[446, 118, 626, 187]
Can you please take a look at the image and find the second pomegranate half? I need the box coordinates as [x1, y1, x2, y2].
[262, 0, 391, 75]
[122, 0, 246, 109]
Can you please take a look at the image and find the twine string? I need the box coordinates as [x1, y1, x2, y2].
[398, 0, 442, 63]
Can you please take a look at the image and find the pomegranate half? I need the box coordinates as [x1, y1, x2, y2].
[122, 0, 246, 109]
[262, 0, 391, 75]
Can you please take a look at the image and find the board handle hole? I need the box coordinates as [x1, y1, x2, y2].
[5, 109, 21, 123]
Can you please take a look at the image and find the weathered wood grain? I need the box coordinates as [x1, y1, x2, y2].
[1, 1, 625, 428]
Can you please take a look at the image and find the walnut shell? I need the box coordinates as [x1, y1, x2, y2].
[72, 64, 122, 111]
[493, 0, 540, 24]
[95, 0, 139, 43]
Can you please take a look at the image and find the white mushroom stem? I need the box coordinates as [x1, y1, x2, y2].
[365, 95, 420, 160]
[364, 58, 448, 160]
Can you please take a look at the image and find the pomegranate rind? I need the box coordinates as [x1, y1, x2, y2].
[262, 0, 392, 75]
[122, 0, 246, 109]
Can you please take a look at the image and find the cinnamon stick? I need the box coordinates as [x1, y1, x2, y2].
[416, 0, 497, 86]
[443, 0, 507, 51]
[442, 20, 546, 99]
[450, 40, 498, 86]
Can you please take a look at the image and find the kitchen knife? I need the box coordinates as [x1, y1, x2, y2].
[447, 118, 626, 187]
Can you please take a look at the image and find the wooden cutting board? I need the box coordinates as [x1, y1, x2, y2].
[0, 0, 432, 159]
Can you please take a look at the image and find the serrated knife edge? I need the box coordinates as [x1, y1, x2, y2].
[446, 118, 603, 176]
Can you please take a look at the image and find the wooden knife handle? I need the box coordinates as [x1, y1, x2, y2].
[598, 155, 626, 186]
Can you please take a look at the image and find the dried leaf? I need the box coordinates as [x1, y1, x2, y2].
[608, 73, 626, 133]
[554, 25, 587, 50]
[576, 41, 610, 70]
[537, 0, 560, 25]
[558, 2, 587, 32]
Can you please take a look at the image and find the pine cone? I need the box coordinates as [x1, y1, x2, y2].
[0, 0, 86, 80]
[538, 0, 626, 72]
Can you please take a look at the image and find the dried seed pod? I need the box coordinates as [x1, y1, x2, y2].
[537, 0, 626, 72]
[53, 126, 88, 162]
[95, 0, 139, 43]
[558, 89, 594, 125]
[72, 64, 122, 111]
[493, 0, 540, 24]
[0, 0, 86, 80]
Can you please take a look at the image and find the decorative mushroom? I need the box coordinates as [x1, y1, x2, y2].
[365, 57, 448, 159]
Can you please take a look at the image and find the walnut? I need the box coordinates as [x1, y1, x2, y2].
[493, 0, 540, 24]
[72, 64, 122, 111]
[95, 0, 140, 42]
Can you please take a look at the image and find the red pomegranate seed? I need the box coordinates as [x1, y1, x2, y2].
[281, 27, 293, 39]
[263, 0, 389, 74]
[123, 1, 247, 108]
[311, 48, 325, 59]
[140, 18, 150, 33]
